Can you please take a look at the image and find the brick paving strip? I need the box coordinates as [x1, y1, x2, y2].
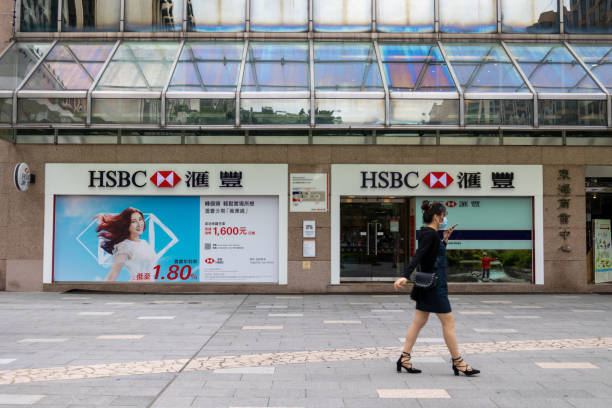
[1, 337, 611, 385]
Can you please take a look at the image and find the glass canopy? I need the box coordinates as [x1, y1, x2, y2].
[376, 0, 435, 33]
[1, 40, 610, 129]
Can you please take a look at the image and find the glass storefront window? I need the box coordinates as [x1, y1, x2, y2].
[242, 42, 309, 92]
[316, 99, 384, 125]
[538, 99, 607, 126]
[0, 43, 52, 90]
[564, 0, 612, 34]
[314, 43, 383, 92]
[20, 0, 58, 32]
[572, 44, 612, 92]
[189, 0, 246, 32]
[22, 42, 115, 91]
[166, 99, 235, 125]
[390, 99, 459, 125]
[376, 0, 434, 33]
[443, 43, 530, 93]
[313, 0, 372, 32]
[62, 0, 121, 32]
[92, 98, 161, 124]
[18, 98, 87, 124]
[501, 0, 559, 33]
[125, 0, 185, 31]
[0, 98, 12, 123]
[168, 42, 243, 92]
[379, 44, 456, 92]
[507, 43, 604, 94]
[250, 0, 308, 32]
[241, 99, 310, 125]
[96, 42, 179, 92]
[439, 0, 497, 33]
[415, 197, 534, 284]
[465, 99, 533, 126]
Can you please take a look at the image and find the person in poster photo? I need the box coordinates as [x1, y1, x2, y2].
[95, 207, 157, 282]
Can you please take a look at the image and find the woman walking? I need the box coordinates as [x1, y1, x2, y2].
[394, 201, 480, 376]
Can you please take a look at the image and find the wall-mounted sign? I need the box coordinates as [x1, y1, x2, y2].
[290, 173, 328, 212]
[594, 219, 612, 284]
[14, 162, 33, 192]
[303, 240, 316, 258]
[303, 220, 316, 238]
[43, 164, 288, 285]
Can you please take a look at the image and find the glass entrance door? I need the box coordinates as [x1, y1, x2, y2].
[340, 198, 408, 281]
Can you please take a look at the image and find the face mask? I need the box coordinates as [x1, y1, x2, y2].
[439, 216, 448, 229]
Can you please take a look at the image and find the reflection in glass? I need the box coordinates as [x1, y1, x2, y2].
[572, 45, 612, 92]
[0, 99, 11, 123]
[18, 98, 87, 123]
[0, 43, 52, 90]
[502, 0, 558, 33]
[314, 0, 372, 32]
[23, 42, 115, 91]
[316, 99, 384, 125]
[439, 0, 497, 33]
[539, 100, 606, 126]
[125, 0, 184, 31]
[314, 43, 383, 92]
[391, 99, 459, 125]
[380, 44, 455, 92]
[250, 0, 308, 32]
[21, 0, 58, 31]
[507, 43, 603, 93]
[241, 99, 310, 124]
[564, 0, 612, 34]
[166, 99, 235, 125]
[169, 42, 243, 92]
[465, 100, 533, 125]
[377, 0, 434, 33]
[62, 0, 121, 32]
[96, 42, 179, 91]
[92, 99, 161, 124]
[189, 0, 246, 32]
[443, 43, 529, 93]
[243, 43, 309, 92]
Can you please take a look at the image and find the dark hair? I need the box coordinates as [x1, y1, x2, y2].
[421, 200, 446, 223]
[95, 207, 145, 254]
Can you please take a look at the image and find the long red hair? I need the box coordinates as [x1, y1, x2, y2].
[95, 207, 145, 254]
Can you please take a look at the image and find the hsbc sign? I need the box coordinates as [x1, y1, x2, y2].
[423, 172, 454, 189]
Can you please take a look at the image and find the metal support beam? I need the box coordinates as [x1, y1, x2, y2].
[434, 0, 439, 33]
[372, 0, 377, 32]
[437, 41, 464, 126]
[559, 0, 564, 34]
[501, 41, 538, 127]
[120, 0, 125, 32]
[87, 40, 121, 126]
[497, 0, 501, 33]
[15, 0, 21, 33]
[161, 40, 185, 127]
[12, 40, 58, 125]
[236, 40, 249, 127]
[309, 0, 313, 32]
[373, 41, 389, 127]
[246, 0, 251, 32]
[182, 0, 188, 32]
[309, 38, 315, 127]
[57, 0, 63, 32]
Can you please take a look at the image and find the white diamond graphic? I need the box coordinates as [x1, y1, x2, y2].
[430, 173, 439, 187]
[156, 172, 165, 186]
[76, 213, 179, 266]
[440, 173, 447, 187]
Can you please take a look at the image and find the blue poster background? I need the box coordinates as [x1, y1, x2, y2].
[54, 196, 200, 282]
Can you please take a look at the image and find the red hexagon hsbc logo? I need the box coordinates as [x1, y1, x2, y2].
[204, 258, 215, 264]
[446, 200, 457, 208]
[423, 172, 454, 189]
[150, 171, 181, 188]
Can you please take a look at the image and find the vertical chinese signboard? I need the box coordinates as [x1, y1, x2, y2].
[594, 219, 612, 283]
[44, 164, 288, 285]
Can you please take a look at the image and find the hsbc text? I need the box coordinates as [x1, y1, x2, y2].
[89, 170, 147, 188]
[361, 171, 419, 189]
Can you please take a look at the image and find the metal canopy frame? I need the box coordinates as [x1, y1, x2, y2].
[1, 38, 612, 131]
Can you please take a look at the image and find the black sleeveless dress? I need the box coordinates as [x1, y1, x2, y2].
[403, 227, 452, 314]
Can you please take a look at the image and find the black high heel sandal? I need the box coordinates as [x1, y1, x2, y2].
[451, 355, 480, 376]
[396, 352, 421, 374]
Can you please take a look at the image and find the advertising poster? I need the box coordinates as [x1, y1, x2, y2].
[594, 219, 612, 283]
[290, 173, 328, 212]
[54, 195, 278, 283]
[416, 197, 533, 283]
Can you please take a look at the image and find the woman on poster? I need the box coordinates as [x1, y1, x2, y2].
[95, 207, 157, 282]
[393, 201, 480, 377]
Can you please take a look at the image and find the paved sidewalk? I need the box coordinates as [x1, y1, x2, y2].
[0, 293, 611, 407]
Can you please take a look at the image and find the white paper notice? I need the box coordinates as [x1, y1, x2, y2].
[303, 240, 316, 258]
[199, 196, 279, 283]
